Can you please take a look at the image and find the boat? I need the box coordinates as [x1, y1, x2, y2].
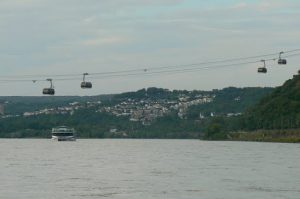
[51, 126, 76, 141]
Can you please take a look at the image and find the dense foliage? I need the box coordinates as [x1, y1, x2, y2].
[201, 72, 300, 142]
[242, 73, 300, 130]
[187, 87, 273, 119]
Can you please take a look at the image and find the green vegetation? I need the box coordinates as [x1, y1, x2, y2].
[187, 87, 273, 119]
[229, 130, 300, 143]
[241, 72, 300, 130]
[0, 95, 111, 115]
[0, 109, 203, 138]
[0, 86, 273, 139]
[3, 76, 300, 143]
[202, 72, 300, 142]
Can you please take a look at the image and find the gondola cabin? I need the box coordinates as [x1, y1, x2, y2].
[43, 79, 55, 95]
[278, 59, 287, 65]
[278, 52, 287, 65]
[43, 88, 55, 95]
[258, 67, 267, 73]
[81, 81, 92, 89]
[81, 73, 92, 89]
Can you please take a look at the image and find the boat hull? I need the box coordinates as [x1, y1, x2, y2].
[52, 136, 76, 141]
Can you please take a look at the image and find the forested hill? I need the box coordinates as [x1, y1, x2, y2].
[0, 86, 274, 138]
[243, 71, 300, 130]
[0, 87, 273, 116]
[0, 95, 114, 115]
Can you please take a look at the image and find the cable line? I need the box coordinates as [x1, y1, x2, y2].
[0, 49, 299, 80]
[0, 60, 257, 82]
[0, 48, 299, 94]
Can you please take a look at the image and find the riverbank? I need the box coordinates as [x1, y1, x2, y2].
[228, 129, 300, 143]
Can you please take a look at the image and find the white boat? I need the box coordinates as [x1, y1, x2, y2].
[52, 126, 76, 141]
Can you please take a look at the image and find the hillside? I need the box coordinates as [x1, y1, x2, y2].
[0, 87, 273, 138]
[0, 95, 113, 115]
[187, 87, 273, 119]
[243, 71, 300, 130]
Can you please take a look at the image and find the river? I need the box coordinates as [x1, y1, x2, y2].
[0, 139, 299, 199]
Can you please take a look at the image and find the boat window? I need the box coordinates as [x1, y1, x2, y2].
[52, 133, 74, 136]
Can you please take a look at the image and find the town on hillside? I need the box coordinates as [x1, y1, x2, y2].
[1, 92, 215, 124]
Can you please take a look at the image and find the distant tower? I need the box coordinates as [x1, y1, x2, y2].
[0, 104, 4, 115]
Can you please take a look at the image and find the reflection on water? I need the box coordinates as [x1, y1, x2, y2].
[0, 139, 299, 199]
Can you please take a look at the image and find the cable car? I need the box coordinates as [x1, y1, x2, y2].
[258, 67, 267, 73]
[258, 60, 267, 73]
[81, 73, 92, 89]
[278, 59, 287, 65]
[278, 52, 287, 65]
[43, 79, 55, 95]
[43, 88, 55, 95]
[81, 81, 92, 88]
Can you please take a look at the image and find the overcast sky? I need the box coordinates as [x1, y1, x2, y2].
[0, 0, 300, 96]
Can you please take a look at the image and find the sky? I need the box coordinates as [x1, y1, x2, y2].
[0, 0, 300, 96]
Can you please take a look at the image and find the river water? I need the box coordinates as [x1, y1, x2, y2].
[0, 139, 299, 199]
